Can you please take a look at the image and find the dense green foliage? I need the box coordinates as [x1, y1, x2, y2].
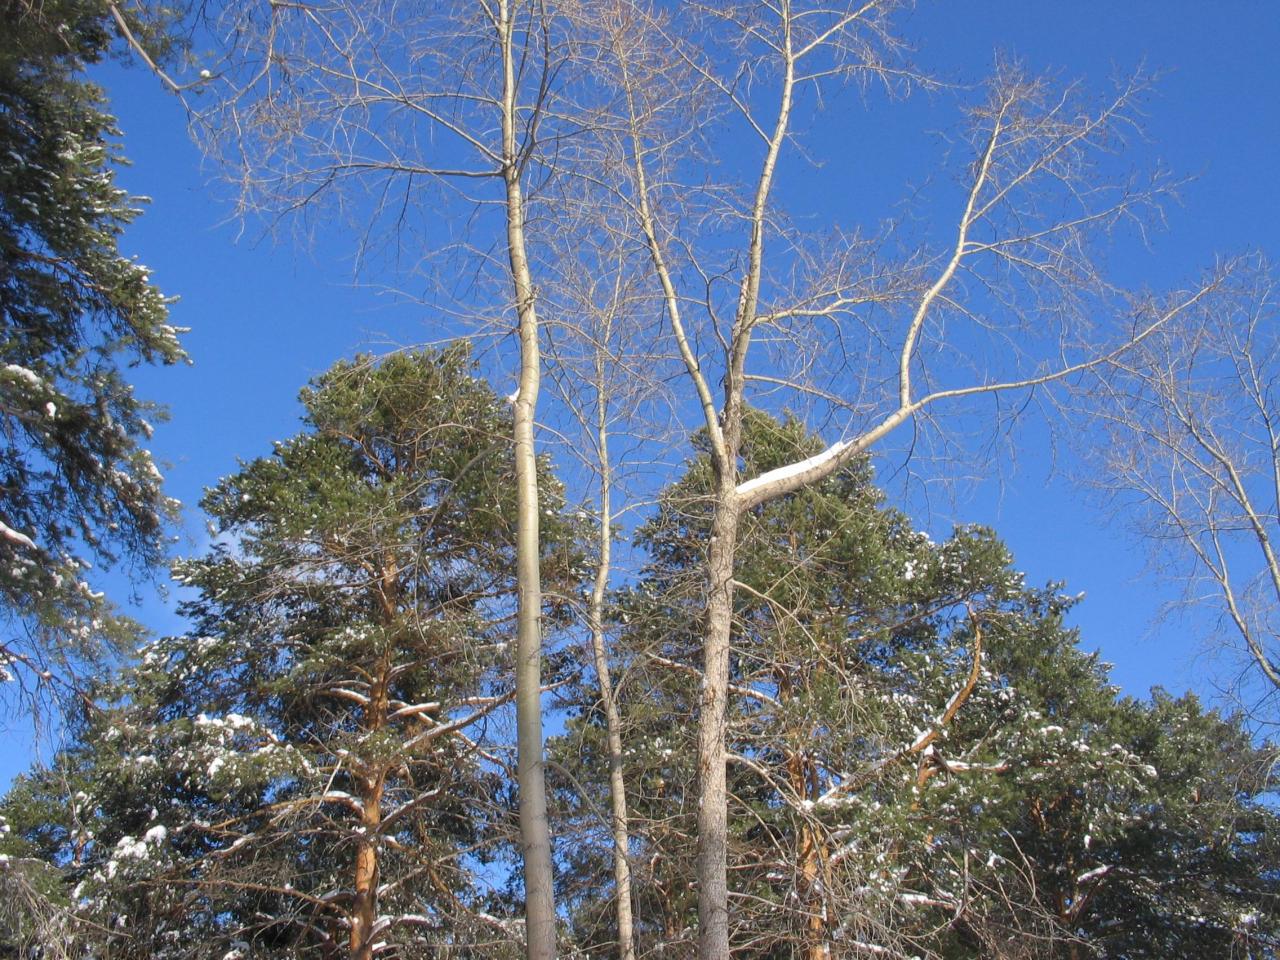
[553, 412, 1280, 959]
[0, 4, 1276, 959]
[2, 348, 582, 958]
[0, 0, 184, 703]
[3, 396, 1277, 959]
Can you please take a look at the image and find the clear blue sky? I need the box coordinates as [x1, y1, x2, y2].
[3, 1, 1278, 782]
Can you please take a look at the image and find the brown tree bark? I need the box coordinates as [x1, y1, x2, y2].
[351, 641, 393, 960]
[349, 775, 385, 960]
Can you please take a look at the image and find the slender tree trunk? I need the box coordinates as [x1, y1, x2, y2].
[587, 367, 637, 960]
[498, 5, 556, 958]
[697, 487, 740, 960]
[510, 185, 555, 960]
[788, 751, 828, 960]
[351, 650, 391, 960]
[695, 20, 790, 955]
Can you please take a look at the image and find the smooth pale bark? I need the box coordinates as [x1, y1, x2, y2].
[510, 186, 556, 960]
[498, 4, 556, 957]
[694, 23, 794, 957]
[586, 367, 637, 960]
[696, 485, 741, 960]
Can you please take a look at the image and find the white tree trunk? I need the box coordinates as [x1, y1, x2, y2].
[587, 379, 637, 960]
[500, 4, 556, 956]
[696, 485, 740, 960]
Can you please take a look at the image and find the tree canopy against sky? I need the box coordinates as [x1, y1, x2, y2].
[23, 0, 1268, 744]
[6, 403, 1275, 959]
[2, 346, 584, 960]
[3, 3, 1280, 960]
[551, 411, 1280, 959]
[0, 0, 185, 714]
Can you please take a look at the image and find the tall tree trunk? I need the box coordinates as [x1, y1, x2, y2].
[350, 776, 384, 960]
[587, 371, 637, 960]
[788, 750, 829, 960]
[351, 650, 391, 960]
[695, 21, 790, 955]
[498, 4, 556, 958]
[697, 487, 740, 960]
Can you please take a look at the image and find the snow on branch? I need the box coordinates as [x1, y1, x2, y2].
[387, 700, 442, 721]
[815, 612, 990, 807]
[1076, 864, 1111, 885]
[0, 521, 37, 551]
[400, 688, 518, 752]
[736, 440, 854, 502]
[381, 788, 443, 830]
[320, 791, 365, 814]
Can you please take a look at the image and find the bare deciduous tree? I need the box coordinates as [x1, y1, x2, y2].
[1089, 256, 1279, 723]
[579, 3, 1223, 956]
[541, 236, 668, 960]
[121, 3, 1240, 956]
[177, 3, 594, 955]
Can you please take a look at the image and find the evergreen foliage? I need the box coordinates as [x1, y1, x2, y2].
[2, 347, 582, 959]
[4, 399, 1276, 958]
[0, 0, 185, 703]
[0, 5, 1275, 959]
[552, 412, 1280, 959]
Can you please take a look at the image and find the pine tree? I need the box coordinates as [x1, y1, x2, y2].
[9, 397, 1276, 958]
[552, 411, 1280, 959]
[554, 412, 1030, 955]
[2, 347, 582, 960]
[933, 672, 1280, 958]
[0, 0, 186, 705]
